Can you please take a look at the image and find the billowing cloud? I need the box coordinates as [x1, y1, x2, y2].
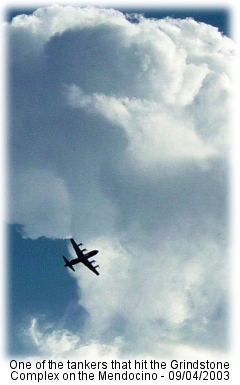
[7, 5, 233, 358]
[26, 316, 227, 361]
[65, 84, 218, 170]
[9, 168, 72, 239]
[26, 318, 121, 359]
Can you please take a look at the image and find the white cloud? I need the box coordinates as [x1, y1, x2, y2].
[9, 5, 130, 45]
[26, 314, 228, 361]
[8, 5, 232, 358]
[8, 169, 72, 239]
[71, 235, 228, 355]
[65, 84, 218, 171]
[27, 317, 121, 359]
[28, 318, 80, 356]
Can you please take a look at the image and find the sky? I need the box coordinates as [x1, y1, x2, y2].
[5, 3, 234, 360]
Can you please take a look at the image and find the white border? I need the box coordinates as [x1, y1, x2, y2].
[1, 0, 239, 381]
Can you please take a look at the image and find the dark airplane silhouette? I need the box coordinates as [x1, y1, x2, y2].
[62, 238, 99, 275]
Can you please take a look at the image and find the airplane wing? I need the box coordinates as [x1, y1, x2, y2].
[70, 238, 84, 259]
[81, 258, 100, 276]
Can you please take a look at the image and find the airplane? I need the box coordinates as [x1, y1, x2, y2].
[62, 238, 100, 275]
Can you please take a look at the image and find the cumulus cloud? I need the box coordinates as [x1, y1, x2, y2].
[65, 84, 218, 170]
[27, 318, 121, 359]
[26, 316, 227, 361]
[71, 235, 228, 355]
[7, 5, 233, 358]
[9, 168, 72, 239]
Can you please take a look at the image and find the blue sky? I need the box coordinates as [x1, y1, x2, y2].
[6, 4, 233, 358]
[8, 225, 86, 355]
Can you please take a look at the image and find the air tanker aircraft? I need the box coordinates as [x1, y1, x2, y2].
[62, 238, 99, 275]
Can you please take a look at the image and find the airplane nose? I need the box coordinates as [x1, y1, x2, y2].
[88, 249, 99, 258]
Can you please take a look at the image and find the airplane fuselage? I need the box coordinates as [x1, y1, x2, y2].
[83, 250, 99, 259]
[70, 250, 99, 266]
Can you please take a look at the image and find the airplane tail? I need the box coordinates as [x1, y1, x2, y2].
[62, 256, 75, 272]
